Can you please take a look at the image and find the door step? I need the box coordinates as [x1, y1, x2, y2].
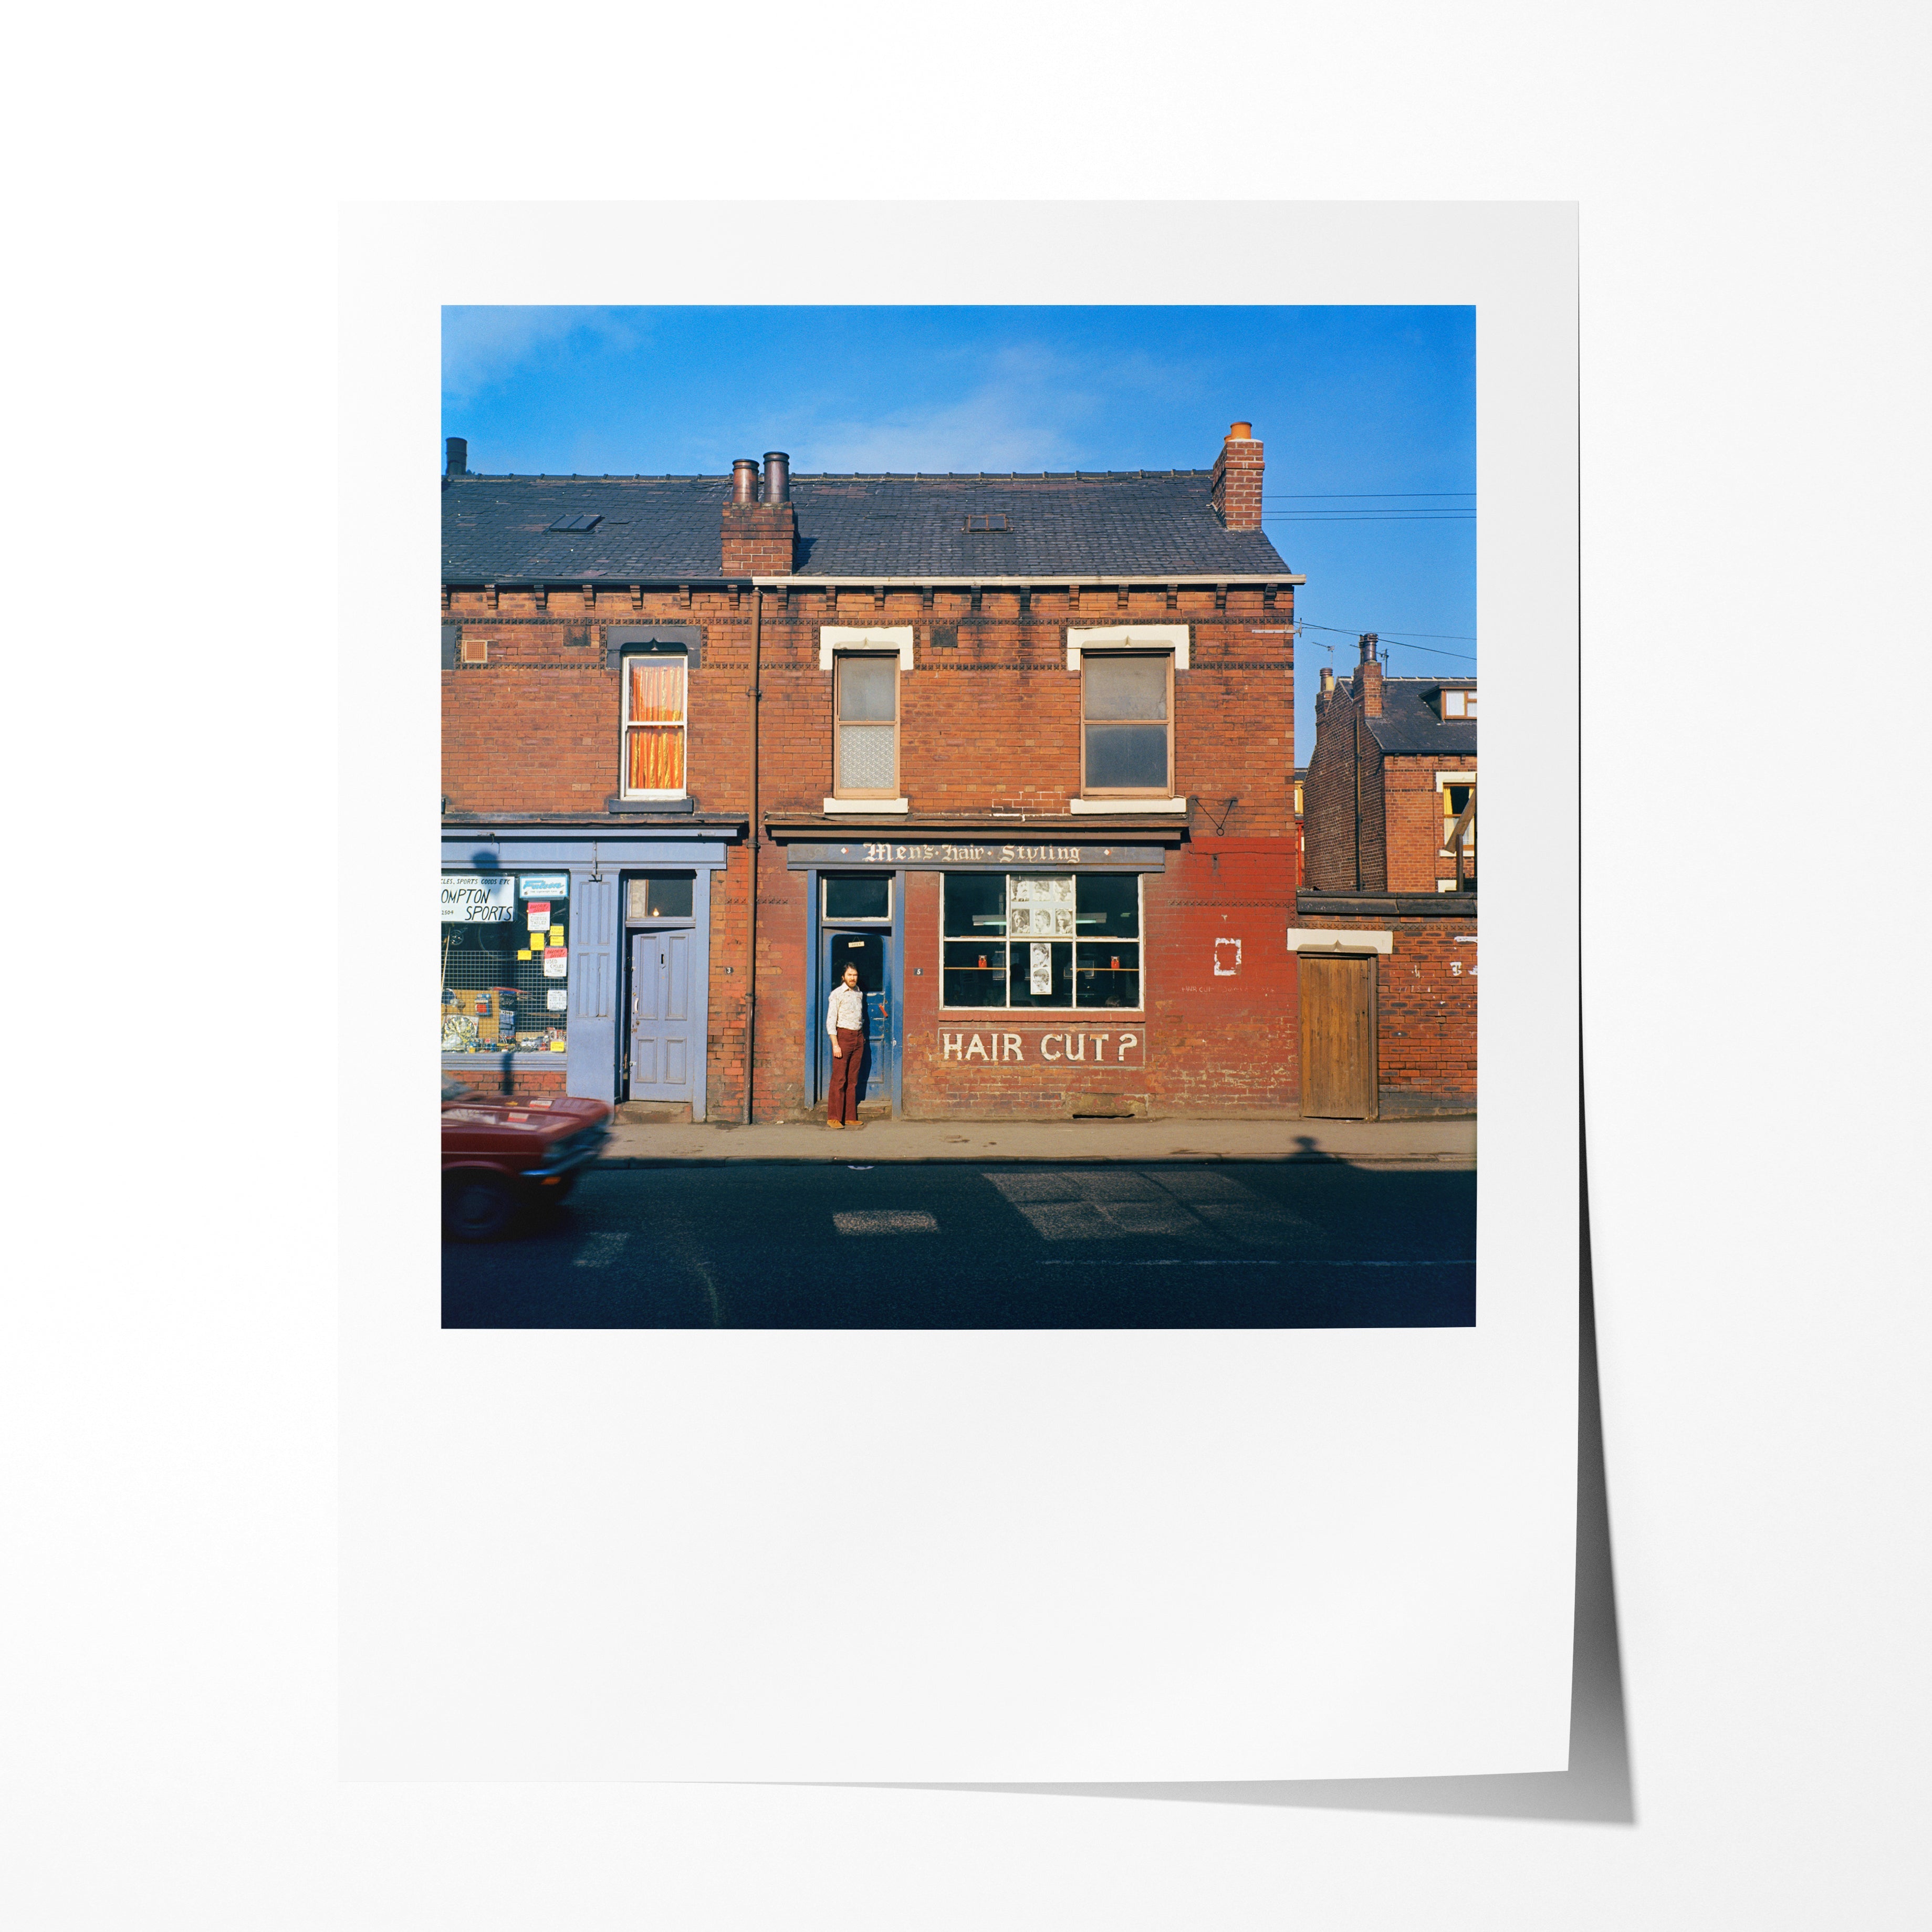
[614, 1100, 695, 1124]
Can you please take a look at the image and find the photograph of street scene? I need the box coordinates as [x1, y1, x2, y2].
[440, 307, 1476, 1328]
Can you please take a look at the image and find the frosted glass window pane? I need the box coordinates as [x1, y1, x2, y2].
[1083, 656, 1166, 721]
[839, 723, 895, 789]
[838, 657, 897, 721]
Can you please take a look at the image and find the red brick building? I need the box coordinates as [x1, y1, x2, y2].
[1294, 635, 1476, 1118]
[441, 425, 1313, 1122]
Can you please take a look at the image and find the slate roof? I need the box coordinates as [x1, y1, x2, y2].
[1361, 677, 1479, 756]
[441, 471, 1293, 582]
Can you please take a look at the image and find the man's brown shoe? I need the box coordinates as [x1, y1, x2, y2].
[825, 1119, 844, 1130]
[845, 1119, 865, 1130]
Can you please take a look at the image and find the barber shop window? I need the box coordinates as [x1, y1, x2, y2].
[940, 873, 1141, 1010]
[833, 653, 899, 798]
[822, 874, 892, 922]
[1081, 652, 1172, 796]
[622, 653, 688, 797]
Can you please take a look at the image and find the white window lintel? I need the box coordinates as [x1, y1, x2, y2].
[1067, 623, 1190, 671]
[1284, 928, 1395, 954]
[821, 625, 914, 671]
[822, 797, 909, 814]
[1435, 769, 1477, 787]
[1069, 796, 1189, 814]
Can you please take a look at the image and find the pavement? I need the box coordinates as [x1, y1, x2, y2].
[598, 1112, 1475, 1167]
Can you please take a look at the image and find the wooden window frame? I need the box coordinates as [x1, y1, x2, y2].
[937, 872, 1147, 1014]
[821, 873, 894, 924]
[619, 651, 690, 800]
[832, 651, 901, 801]
[1080, 650, 1174, 798]
[1441, 687, 1477, 719]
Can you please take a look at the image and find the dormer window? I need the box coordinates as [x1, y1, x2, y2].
[1442, 687, 1477, 719]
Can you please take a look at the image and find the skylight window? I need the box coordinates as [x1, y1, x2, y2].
[964, 513, 1010, 533]
[547, 512, 603, 532]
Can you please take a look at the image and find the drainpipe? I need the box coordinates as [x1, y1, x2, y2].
[1352, 711, 1363, 892]
[744, 589, 763, 1122]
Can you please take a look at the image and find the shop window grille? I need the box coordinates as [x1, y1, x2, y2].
[441, 910, 569, 1054]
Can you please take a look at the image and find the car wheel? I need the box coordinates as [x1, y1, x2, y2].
[443, 1172, 520, 1241]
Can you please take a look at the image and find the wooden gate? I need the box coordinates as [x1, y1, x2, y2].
[1298, 952, 1378, 1119]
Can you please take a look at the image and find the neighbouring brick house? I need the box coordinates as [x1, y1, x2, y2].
[1292, 635, 1476, 1118]
[441, 424, 1311, 1122]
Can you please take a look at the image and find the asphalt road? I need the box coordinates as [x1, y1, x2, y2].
[443, 1160, 1477, 1329]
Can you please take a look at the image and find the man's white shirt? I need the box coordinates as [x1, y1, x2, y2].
[827, 984, 865, 1036]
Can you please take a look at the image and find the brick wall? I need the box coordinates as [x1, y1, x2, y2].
[880, 839, 1301, 1121]
[1303, 685, 1387, 892]
[441, 1061, 570, 1101]
[1294, 910, 1478, 1115]
[445, 582, 1304, 1119]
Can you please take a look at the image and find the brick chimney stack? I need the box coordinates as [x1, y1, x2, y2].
[1354, 633, 1383, 716]
[1209, 421, 1264, 531]
[721, 450, 796, 575]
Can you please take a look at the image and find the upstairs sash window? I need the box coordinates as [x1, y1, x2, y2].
[1082, 653, 1172, 795]
[623, 655, 687, 796]
[834, 654, 899, 797]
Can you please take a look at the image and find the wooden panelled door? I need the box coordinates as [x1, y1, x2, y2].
[628, 928, 694, 1100]
[1298, 953, 1378, 1119]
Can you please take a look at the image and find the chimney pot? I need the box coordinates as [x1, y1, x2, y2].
[1228, 421, 1252, 439]
[763, 451, 791, 504]
[731, 458, 759, 505]
[445, 436, 468, 476]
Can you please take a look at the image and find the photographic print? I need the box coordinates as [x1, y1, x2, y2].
[437, 304, 1479, 1330]
[345, 204, 1575, 1782]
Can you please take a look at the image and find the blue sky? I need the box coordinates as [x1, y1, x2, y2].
[442, 306, 1475, 766]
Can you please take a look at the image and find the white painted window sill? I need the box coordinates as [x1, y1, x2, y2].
[822, 797, 909, 813]
[1068, 796, 1188, 814]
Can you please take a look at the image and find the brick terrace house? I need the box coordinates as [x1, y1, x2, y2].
[440, 424, 1310, 1122]
[1293, 634, 1477, 1118]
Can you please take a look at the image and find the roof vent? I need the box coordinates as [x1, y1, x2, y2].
[547, 512, 603, 532]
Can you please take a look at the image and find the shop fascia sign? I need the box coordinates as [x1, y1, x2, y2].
[441, 873, 515, 922]
[787, 842, 1168, 872]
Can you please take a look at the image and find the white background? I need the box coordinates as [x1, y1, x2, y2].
[7, 3, 1925, 1926]
[340, 201, 1578, 1785]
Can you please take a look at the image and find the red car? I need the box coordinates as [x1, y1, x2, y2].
[441, 1081, 613, 1240]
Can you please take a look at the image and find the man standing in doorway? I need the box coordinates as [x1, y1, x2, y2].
[826, 960, 866, 1130]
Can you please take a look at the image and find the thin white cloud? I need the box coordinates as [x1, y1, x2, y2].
[797, 340, 1178, 473]
[441, 308, 647, 405]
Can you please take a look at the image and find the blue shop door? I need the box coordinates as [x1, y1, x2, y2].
[820, 930, 891, 1111]
[629, 928, 694, 1100]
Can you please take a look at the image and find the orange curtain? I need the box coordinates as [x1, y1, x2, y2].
[628, 725, 685, 791]
[629, 660, 684, 723]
